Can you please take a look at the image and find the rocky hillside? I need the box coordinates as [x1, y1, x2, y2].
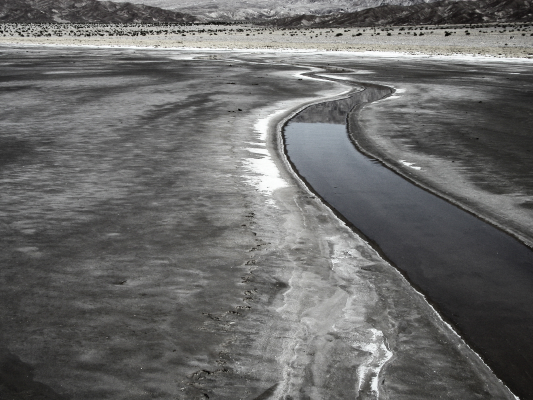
[0, 0, 197, 23]
[269, 0, 533, 27]
[1, 0, 530, 25]
[103, 0, 448, 22]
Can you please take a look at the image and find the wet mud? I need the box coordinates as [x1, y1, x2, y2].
[284, 85, 533, 400]
[0, 46, 526, 399]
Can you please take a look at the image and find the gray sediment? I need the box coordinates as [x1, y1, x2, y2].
[277, 77, 520, 399]
[0, 46, 523, 399]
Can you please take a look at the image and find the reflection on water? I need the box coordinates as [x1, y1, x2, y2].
[283, 87, 533, 399]
[291, 87, 386, 124]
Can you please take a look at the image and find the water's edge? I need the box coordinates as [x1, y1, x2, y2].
[346, 83, 533, 252]
[276, 71, 522, 398]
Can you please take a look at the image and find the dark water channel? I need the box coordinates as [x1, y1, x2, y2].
[283, 86, 533, 399]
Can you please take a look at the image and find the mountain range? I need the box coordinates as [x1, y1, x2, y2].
[0, 0, 196, 23]
[270, 0, 533, 27]
[125, 0, 445, 22]
[0, 0, 531, 24]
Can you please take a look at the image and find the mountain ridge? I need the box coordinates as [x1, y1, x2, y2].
[104, 0, 449, 22]
[0, 0, 531, 25]
[267, 0, 533, 27]
[0, 0, 197, 23]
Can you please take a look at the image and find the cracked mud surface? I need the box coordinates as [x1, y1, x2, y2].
[0, 46, 525, 399]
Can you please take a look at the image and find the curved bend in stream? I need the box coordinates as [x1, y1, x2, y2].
[283, 81, 533, 399]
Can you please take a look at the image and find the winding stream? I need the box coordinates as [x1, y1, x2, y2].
[283, 83, 533, 399]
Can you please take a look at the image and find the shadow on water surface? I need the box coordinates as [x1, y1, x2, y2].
[283, 86, 533, 400]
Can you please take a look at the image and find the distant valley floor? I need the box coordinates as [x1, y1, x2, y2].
[1, 22, 532, 58]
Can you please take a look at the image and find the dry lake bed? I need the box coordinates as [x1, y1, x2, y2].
[0, 40, 532, 400]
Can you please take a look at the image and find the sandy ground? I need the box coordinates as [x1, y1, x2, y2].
[0, 31, 531, 399]
[1, 22, 533, 58]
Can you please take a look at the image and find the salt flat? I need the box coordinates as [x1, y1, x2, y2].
[0, 36, 531, 399]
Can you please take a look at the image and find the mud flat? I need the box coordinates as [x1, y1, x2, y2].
[0, 44, 528, 399]
[283, 78, 533, 400]
[343, 58, 533, 250]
